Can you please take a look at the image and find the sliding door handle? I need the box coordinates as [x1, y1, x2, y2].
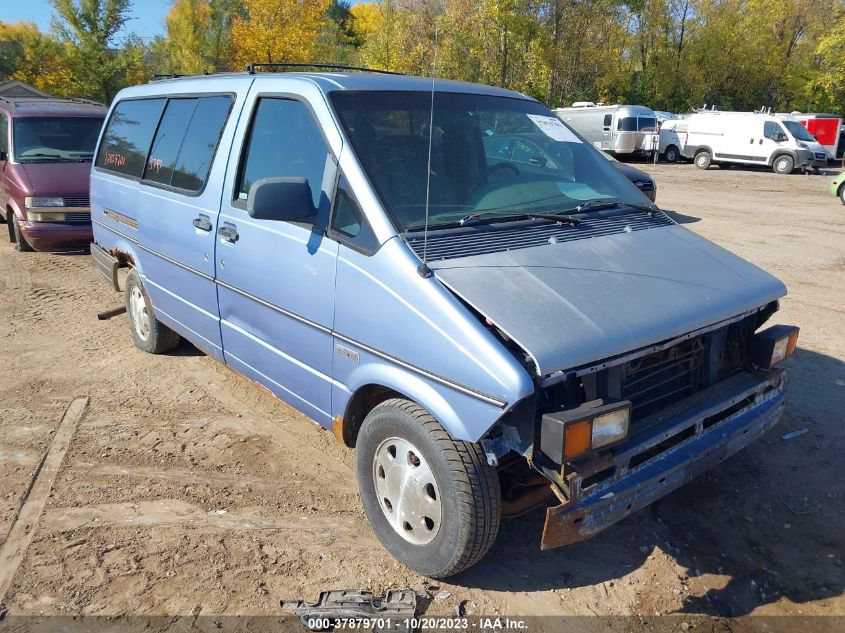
[193, 216, 213, 231]
[217, 225, 239, 243]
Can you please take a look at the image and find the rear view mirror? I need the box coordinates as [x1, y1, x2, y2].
[247, 177, 316, 222]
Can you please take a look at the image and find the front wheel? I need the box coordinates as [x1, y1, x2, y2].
[839, 184, 845, 205]
[694, 150, 712, 170]
[356, 399, 501, 578]
[773, 155, 794, 174]
[12, 215, 33, 252]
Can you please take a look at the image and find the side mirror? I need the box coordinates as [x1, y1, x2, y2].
[0, 150, 7, 162]
[247, 177, 316, 222]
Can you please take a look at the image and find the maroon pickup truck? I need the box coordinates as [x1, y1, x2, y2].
[0, 96, 105, 252]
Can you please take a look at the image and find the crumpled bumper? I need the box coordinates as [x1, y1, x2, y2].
[541, 368, 787, 549]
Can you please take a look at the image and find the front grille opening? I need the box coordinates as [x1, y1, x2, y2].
[581, 466, 616, 491]
[622, 338, 705, 421]
[628, 424, 697, 469]
[702, 394, 756, 430]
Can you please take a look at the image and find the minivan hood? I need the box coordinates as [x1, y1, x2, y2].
[430, 224, 786, 376]
[20, 162, 92, 198]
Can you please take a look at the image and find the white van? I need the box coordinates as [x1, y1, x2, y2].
[658, 119, 686, 163]
[682, 111, 824, 174]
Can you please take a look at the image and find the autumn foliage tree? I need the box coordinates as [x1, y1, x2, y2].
[230, 0, 331, 68]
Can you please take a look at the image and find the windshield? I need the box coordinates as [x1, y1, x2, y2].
[331, 91, 645, 231]
[13, 117, 104, 162]
[782, 120, 815, 142]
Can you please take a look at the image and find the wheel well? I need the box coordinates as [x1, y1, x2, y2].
[771, 152, 794, 166]
[341, 384, 404, 447]
[695, 147, 712, 156]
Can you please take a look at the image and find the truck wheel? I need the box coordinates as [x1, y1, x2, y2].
[12, 215, 33, 252]
[664, 145, 680, 163]
[839, 184, 845, 205]
[356, 398, 501, 578]
[125, 269, 181, 354]
[773, 155, 794, 174]
[694, 150, 712, 170]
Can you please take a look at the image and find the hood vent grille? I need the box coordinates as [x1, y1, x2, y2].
[407, 211, 674, 262]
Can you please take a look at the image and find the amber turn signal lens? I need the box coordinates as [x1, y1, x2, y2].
[786, 329, 799, 358]
[564, 419, 592, 459]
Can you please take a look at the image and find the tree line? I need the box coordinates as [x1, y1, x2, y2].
[1, 0, 844, 114]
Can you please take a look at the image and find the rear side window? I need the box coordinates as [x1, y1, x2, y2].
[144, 99, 197, 185]
[170, 96, 232, 191]
[144, 96, 232, 192]
[96, 99, 166, 177]
[603, 114, 612, 127]
[237, 98, 330, 207]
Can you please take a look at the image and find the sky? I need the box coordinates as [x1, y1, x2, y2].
[2, 0, 173, 40]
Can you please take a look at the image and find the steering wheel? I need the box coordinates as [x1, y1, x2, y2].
[467, 162, 520, 197]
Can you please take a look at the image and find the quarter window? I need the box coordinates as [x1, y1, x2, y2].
[0, 114, 8, 154]
[96, 99, 166, 178]
[237, 98, 330, 208]
[603, 114, 612, 127]
[330, 174, 378, 251]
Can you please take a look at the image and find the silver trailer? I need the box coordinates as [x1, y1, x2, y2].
[553, 103, 659, 156]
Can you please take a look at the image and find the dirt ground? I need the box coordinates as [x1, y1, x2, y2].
[0, 162, 843, 628]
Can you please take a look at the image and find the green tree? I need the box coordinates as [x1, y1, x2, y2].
[49, 0, 141, 102]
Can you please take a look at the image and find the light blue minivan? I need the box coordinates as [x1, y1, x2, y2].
[91, 66, 798, 577]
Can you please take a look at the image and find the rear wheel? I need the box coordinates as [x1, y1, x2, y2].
[12, 215, 33, 252]
[773, 155, 794, 174]
[694, 150, 712, 170]
[124, 269, 181, 354]
[356, 398, 501, 578]
[663, 145, 680, 163]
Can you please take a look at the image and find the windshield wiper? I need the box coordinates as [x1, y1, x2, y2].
[458, 209, 582, 227]
[19, 153, 63, 160]
[568, 199, 658, 215]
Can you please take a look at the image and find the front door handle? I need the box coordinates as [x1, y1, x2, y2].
[218, 225, 239, 243]
[193, 216, 213, 231]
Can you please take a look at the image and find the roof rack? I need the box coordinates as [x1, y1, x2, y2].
[0, 95, 103, 107]
[245, 62, 404, 76]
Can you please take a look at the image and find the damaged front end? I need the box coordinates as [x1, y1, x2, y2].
[483, 305, 797, 549]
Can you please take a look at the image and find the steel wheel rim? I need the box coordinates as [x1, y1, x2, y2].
[696, 154, 707, 167]
[129, 286, 151, 342]
[777, 158, 789, 172]
[373, 436, 442, 545]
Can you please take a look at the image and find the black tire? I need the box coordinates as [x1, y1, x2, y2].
[773, 154, 794, 175]
[356, 398, 501, 578]
[12, 215, 33, 252]
[839, 184, 845, 205]
[663, 145, 680, 163]
[694, 150, 712, 170]
[124, 269, 181, 354]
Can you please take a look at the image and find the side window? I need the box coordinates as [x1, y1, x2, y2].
[143, 96, 232, 192]
[763, 121, 784, 140]
[95, 99, 166, 178]
[330, 174, 378, 252]
[237, 98, 329, 208]
[603, 114, 612, 127]
[171, 96, 232, 191]
[617, 117, 637, 132]
[144, 98, 197, 185]
[0, 114, 8, 154]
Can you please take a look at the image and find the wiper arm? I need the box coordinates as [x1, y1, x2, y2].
[570, 199, 658, 216]
[458, 210, 581, 226]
